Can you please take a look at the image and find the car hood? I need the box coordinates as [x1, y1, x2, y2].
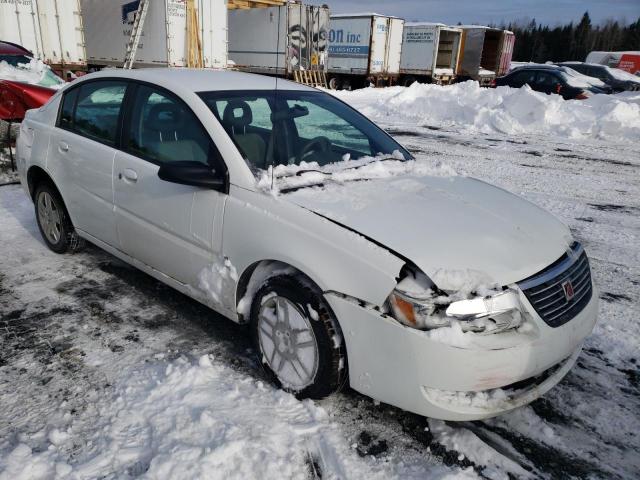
[284, 175, 573, 291]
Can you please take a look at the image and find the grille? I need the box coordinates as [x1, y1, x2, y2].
[518, 243, 593, 328]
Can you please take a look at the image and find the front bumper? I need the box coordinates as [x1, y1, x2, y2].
[326, 287, 598, 421]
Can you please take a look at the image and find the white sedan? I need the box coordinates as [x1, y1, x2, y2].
[16, 69, 597, 420]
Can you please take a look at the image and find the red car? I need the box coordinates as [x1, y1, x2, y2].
[1, 41, 57, 125]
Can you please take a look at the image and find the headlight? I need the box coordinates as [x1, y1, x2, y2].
[388, 268, 523, 334]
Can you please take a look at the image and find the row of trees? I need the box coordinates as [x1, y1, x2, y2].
[493, 12, 640, 63]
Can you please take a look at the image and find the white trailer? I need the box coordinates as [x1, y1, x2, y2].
[0, 0, 86, 76]
[327, 13, 404, 89]
[457, 26, 515, 86]
[0, 0, 42, 58]
[399, 22, 462, 86]
[80, 0, 227, 69]
[228, 3, 330, 79]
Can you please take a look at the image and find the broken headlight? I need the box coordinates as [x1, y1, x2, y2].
[388, 268, 523, 334]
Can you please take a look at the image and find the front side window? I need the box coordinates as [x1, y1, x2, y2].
[126, 84, 219, 168]
[198, 90, 411, 174]
[72, 81, 128, 145]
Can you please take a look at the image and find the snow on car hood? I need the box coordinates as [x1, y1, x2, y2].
[281, 166, 572, 290]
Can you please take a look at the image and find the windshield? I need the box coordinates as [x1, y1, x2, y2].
[606, 66, 640, 82]
[558, 67, 605, 88]
[198, 90, 412, 176]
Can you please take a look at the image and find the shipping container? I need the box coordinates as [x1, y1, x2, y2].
[228, 2, 329, 78]
[399, 22, 462, 85]
[80, 0, 227, 69]
[327, 13, 404, 89]
[457, 26, 514, 85]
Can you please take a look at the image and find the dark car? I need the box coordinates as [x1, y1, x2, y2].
[495, 65, 610, 99]
[556, 62, 640, 92]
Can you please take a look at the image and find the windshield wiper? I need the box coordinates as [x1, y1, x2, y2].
[342, 156, 402, 172]
[275, 169, 332, 179]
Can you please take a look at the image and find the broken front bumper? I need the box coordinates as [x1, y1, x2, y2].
[325, 288, 598, 421]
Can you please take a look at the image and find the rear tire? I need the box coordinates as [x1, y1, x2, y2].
[250, 275, 347, 399]
[34, 183, 83, 254]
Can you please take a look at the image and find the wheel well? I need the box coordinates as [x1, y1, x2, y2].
[235, 260, 324, 323]
[27, 166, 56, 200]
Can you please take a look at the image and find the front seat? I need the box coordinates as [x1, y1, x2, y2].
[145, 102, 207, 164]
[223, 100, 266, 168]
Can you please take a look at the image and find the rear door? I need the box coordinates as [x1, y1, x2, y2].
[48, 79, 128, 247]
[113, 83, 227, 286]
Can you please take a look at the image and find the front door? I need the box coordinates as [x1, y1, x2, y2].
[113, 83, 228, 287]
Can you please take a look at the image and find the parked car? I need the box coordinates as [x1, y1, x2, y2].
[16, 69, 598, 421]
[556, 62, 640, 92]
[0, 40, 33, 67]
[495, 65, 610, 99]
[0, 40, 65, 88]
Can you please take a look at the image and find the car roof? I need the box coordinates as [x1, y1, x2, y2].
[0, 40, 32, 56]
[73, 68, 315, 93]
[557, 61, 606, 68]
[511, 64, 561, 72]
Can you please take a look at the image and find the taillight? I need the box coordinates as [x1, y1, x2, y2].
[575, 91, 590, 100]
[490, 79, 497, 88]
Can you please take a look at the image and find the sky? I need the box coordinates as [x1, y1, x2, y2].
[324, 0, 640, 27]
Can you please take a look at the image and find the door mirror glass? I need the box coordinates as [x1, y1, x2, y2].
[158, 161, 225, 190]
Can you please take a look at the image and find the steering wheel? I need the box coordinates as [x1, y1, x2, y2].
[297, 136, 332, 163]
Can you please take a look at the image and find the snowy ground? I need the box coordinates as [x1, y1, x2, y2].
[1, 86, 639, 479]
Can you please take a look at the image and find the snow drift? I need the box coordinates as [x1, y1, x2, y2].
[331, 81, 640, 141]
[0, 59, 65, 89]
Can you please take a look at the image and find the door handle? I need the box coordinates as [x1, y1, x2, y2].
[120, 168, 138, 182]
[58, 141, 69, 153]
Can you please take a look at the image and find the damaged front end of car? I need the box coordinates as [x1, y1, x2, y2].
[387, 265, 528, 336]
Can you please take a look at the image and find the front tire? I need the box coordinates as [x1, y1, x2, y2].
[250, 275, 347, 399]
[34, 184, 82, 254]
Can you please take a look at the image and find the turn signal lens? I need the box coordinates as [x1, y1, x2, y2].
[389, 294, 417, 326]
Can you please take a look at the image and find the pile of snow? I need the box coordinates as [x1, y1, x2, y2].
[0, 58, 65, 89]
[0, 354, 473, 480]
[258, 153, 457, 195]
[330, 81, 640, 141]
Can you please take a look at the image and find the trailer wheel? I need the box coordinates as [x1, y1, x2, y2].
[328, 76, 341, 90]
[341, 79, 352, 91]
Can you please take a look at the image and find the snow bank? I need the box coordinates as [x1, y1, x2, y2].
[0, 354, 473, 479]
[330, 82, 640, 141]
[0, 59, 65, 89]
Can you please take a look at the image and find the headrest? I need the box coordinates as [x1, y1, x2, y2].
[147, 103, 184, 132]
[223, 100, 253, 129]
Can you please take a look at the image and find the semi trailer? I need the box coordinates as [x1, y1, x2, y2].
[457, 26, 515, 86]
[327, 13, 404, 89]
[80, 0, 227, 69]
[228, 2, 330, 83]
[399, 22, 462, 85]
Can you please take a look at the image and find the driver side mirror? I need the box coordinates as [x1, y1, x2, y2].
[158, 161, 226, 191]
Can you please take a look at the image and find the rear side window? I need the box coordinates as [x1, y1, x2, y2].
[59, 80, 128, 146]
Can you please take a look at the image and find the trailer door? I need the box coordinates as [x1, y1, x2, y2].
[385, 18, 404, 75]
[307, 6, 329, 71]
[36, 0, 86, 67]
[369, 16, 388, 74]
[0, 0, 43, 58]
